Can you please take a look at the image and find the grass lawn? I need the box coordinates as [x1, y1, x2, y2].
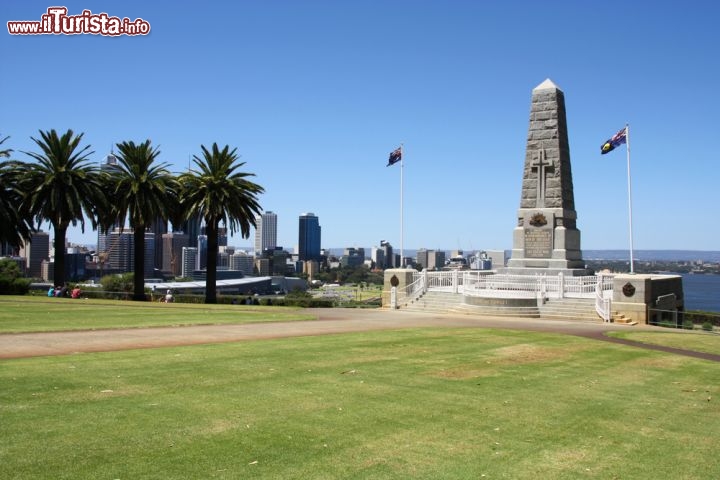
[607, 330, 720, 355]
[0, 296, 315, 333]
[1, 326, 718, 479]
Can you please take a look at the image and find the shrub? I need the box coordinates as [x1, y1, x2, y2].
[0, 258, 30, 295]
[682, 320, 694, 330]
[701, 322, 713, 332]
[0, 277, 31, 295]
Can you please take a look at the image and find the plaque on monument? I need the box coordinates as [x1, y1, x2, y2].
[524, 212, 552, 258]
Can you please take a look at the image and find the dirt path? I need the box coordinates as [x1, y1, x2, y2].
[1, 308, 718, 362]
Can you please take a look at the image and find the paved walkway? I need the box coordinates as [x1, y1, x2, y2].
[1, 308, 718, 362]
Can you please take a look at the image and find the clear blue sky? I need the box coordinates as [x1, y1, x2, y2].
[3, 1, 719, 252]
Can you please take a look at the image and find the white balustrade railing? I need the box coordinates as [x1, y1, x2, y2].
[594, 274, 612, 321]
[418, 270, 614, 301]
[397, 269, 615, 320]
[393, 273, 425, 308]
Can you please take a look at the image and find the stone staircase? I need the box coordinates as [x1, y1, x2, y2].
[400, 290, 464, 314]
[611, 311, 638, 325]
[399, 292, 610, 322]
[538, 297, 603, 322]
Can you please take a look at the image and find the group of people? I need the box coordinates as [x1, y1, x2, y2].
[47, 285, 82, 299]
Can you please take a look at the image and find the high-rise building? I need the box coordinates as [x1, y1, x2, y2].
[162, 232, 189, 276]
[149, 218, 168, 272]
[230, 251, 254, 276]
[341, 247, 365, 268]
[379, 240, 393, 269]
[105, 228, 134, 273]
[371, 246, 385, 270]
[179, 213, 202, 246]
[181, 247, 198, 278]
[427, 250, 446, 270]
[98, 152, 123, 253]
[298, 213, 321, 261]
[254, 211, 277, 254]
[19, 230, 50, 279]
[197, 235, 208, 270]
[416, 248, 429, 269]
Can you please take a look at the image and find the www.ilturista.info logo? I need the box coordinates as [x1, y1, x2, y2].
[7, 7, 150, 36]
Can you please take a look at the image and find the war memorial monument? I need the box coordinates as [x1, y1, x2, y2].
[383, 79, 684, 325]
[503, 78, 588, 276]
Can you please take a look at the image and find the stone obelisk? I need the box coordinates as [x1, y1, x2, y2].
[505, 79, 589, 275]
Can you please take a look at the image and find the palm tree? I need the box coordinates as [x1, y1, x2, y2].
[0, 135, 33, 248]
[20, 129, 104, 286]
[108, 140, 177, 301]
[178, 143, 264, 303]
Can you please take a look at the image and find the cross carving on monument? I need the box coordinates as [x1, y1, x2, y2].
[531, 146, 554, 208]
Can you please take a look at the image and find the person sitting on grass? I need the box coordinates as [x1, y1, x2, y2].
[71, 286, 81, 299]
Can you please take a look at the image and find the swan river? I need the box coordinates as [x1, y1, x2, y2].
[681, 274, 720, 312]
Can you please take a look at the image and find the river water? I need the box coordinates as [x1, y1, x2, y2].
[681, 274, 720, 312]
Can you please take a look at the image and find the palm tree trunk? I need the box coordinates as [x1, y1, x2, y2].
[53, 223, 67, 287]
[205, 221, 218, 304]
[133, 226, 147, 301]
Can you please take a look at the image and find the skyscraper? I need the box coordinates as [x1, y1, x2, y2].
[162, 232, 189, 276]
[298, 213, 321, 261]
[254, 211, 277, 254]
[181, 247, 198, 278]
[98, 152, 122, 253]
[19, 230, 50, 279]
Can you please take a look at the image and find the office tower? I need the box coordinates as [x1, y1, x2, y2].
[416, 248, 429, 269]
[162, 232, 189, 276]
[197, 235, 208, 270]
[254, 211, 277, 254]
[428, 250, 446, 270]
[230, 251, 254, 276]
[218, 226, 228, 247]
[19, 230, 50, 279]
[371, 246, 385, 270]
[341, 247, 365, 268]
[105, 228, 134, 273]
[298, 213, 321, 261]
[98, 152, 122, 253]
[149, 218, 168, 271]
[380, 240, 393, 269]
[181, 247, 198, 278]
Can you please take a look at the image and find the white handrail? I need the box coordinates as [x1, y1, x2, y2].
[594, 274, 612, 321]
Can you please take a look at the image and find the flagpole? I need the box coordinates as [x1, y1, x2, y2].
[400, 143, 404, 266]
[625, 123, 635, 274]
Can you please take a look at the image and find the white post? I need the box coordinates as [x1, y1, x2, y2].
[400, 144, 404, 264]
[625, 124, 635, 274]
[558, 272, 565, 299]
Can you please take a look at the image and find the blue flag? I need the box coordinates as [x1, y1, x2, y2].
[601, 127, 627, 154]
[387, 147, 402, 166]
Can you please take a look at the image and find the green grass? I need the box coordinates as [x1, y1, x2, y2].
[0, 296, 314, 333]
[1, 327, 719, 479]
[607, 330, 720, 355]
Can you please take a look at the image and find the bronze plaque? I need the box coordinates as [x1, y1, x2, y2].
[524, 228, 552, 258]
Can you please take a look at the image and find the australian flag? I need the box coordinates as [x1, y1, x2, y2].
[601, 127, 627, 154]
[387, 147, 402, 166]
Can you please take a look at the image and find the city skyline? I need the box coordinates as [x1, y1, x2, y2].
[4, 1, 719, 251]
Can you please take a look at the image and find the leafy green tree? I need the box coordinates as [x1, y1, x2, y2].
[0, 258, 31, 295]
[0, 135, 34, 248]
[19, 129, 104, 287]
[107, 140, 177, 301]
[178, 143, 263, 303]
